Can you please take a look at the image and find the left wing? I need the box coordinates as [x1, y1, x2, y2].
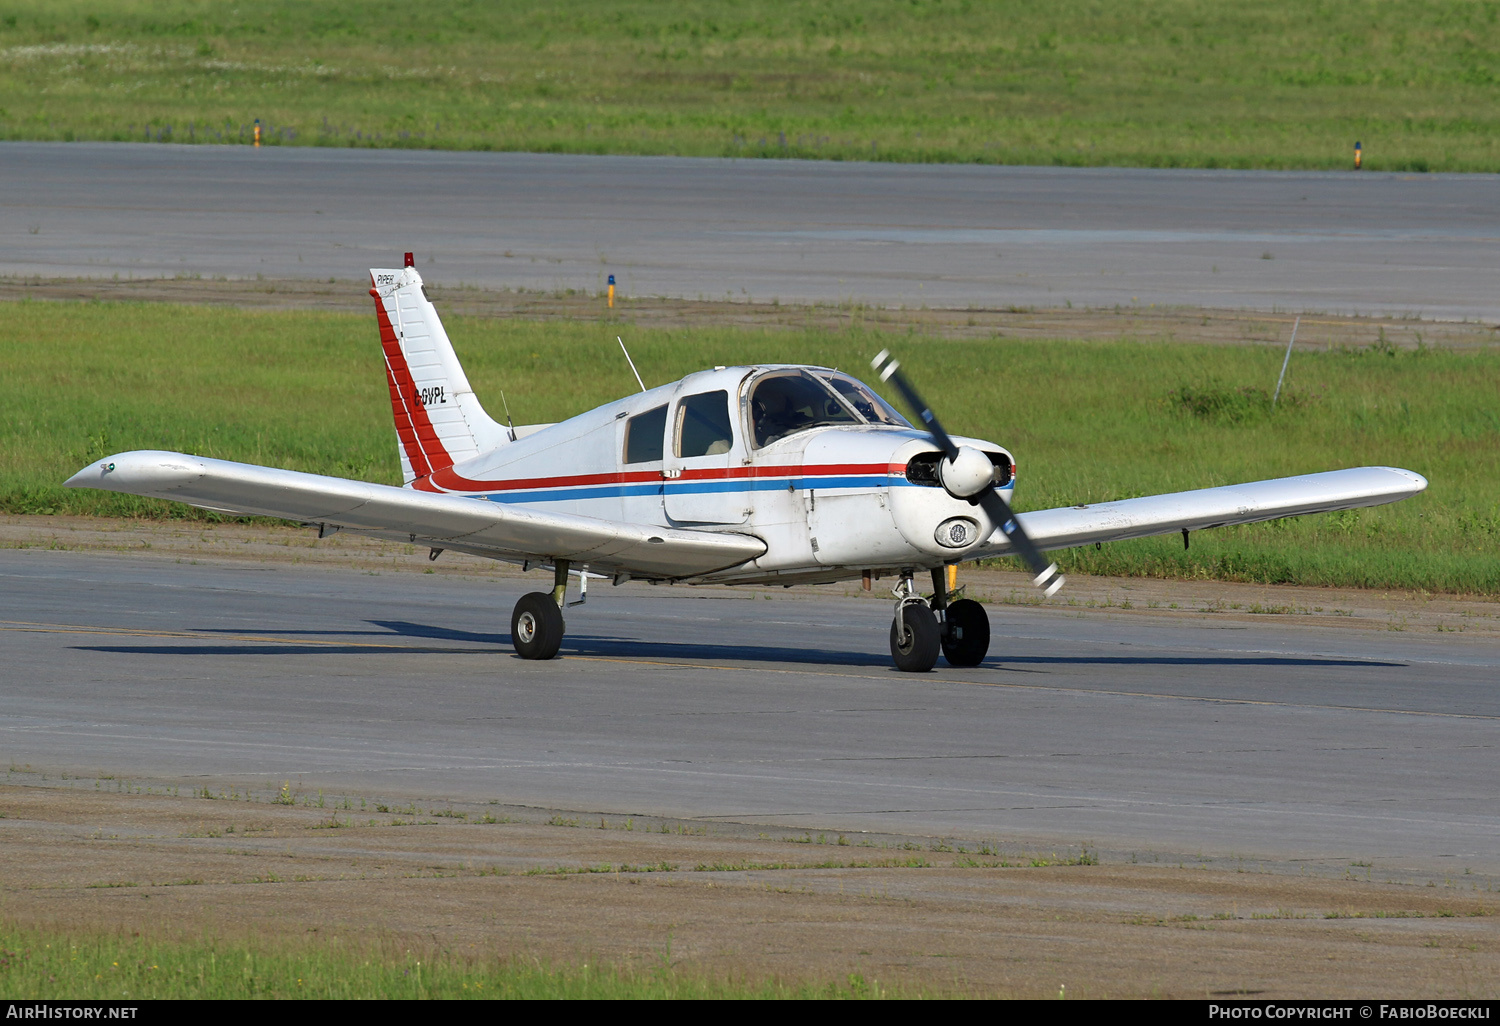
[65, 450, 766, 578]
[977, 466, 1427, 556]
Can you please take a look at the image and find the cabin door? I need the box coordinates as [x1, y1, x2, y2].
[661, 385, 750, 525]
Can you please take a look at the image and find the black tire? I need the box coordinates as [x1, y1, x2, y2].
[941, 598, 991, 667]
[889, 602, 941, 672]
[511, 592, 565, 660]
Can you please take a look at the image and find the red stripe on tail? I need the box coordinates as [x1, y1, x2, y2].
[370, 285, 454, 481]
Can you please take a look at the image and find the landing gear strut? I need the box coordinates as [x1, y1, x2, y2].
[886, 568, 991, 672]
[511, 560, 569, 660]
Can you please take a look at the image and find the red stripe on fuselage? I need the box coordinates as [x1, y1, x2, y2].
[429, 466, 661, 492]
[426, 461, 900, 495]
[370, 284, 454, 480]
[678, 462, 900, 482]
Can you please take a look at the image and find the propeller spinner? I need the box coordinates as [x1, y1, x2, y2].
[872, 350, 1065, 597]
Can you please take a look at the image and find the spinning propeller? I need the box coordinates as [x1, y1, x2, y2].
[872, 350, 1065, 598]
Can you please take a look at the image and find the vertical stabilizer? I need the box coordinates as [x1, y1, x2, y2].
[370, 266, 507, 486]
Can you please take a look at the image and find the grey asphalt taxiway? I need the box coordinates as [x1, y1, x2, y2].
[2, 550, 1496, 875]
[5, 142, 1500, 318]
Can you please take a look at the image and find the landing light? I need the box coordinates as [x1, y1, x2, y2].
[935, 517, 980, 548]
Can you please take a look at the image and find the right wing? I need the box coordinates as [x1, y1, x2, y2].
[65, 450, 766, 579]
[976, 466, 1427, 556]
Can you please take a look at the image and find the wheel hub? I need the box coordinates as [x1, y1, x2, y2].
[516, 611, 538, 643]
[894, 623, 915, 654]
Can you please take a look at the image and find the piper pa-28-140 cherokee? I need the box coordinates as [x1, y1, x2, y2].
[67, 258, 1428, 672]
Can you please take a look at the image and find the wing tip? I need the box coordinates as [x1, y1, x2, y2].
[1374, 466, 1429, 495]
[64, 450, 206, 492]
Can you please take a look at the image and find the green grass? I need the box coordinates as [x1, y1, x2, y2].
[3, 0, 1500, 170]
[0, 922, 890, 998]
[5, 298, 1499, 595]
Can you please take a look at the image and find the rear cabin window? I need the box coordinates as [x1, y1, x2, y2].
[624, 404, 667, 464]
[675, 390, 734, 458]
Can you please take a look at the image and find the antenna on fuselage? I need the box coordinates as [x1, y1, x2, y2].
[498, 390, 517, 442]
[618, 336, 646, 392]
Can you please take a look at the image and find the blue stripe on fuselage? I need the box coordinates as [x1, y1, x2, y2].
[480, 474, 903, 505]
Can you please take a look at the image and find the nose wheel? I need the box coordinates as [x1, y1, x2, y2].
[890, 601, 941, 672]
[887, 570, 992, 672]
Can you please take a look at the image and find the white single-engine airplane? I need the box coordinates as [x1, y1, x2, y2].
[68, 258, 1428, 671]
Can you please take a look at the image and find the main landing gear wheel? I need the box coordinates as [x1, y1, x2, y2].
[890, 602, 941, 673]
[511, 592, 565, 660]
[941, 598, 990, 667]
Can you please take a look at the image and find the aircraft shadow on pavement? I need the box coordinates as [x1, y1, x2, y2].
[304, 620, 876, 664]
[993, 655, 1404, 668]
[72, 644, 491, 656]
[186, 621, 511, 645]
[70, 620, 881, 666]
[70, 620, 507, 656]
[70, 619, 1405, 670]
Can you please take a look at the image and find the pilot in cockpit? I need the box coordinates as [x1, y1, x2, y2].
[750, 371, 861, 448]
[752, 386, 807, 447]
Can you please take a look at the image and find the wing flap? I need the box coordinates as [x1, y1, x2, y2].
[980, 466, 1427, 556]
[66, 451, 765, 577]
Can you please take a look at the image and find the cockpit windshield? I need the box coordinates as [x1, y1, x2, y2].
[749, 371, 859, 448]
[816, 373, 911, 428]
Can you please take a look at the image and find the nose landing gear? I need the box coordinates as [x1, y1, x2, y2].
[887, 568, 992, 672]
[890, 594, 941, 672]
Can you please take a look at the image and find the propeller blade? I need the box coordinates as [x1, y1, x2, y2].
[871, 349, 1064, 598]
[871, 350, 959, 459]
[975, 487, 1065, 598]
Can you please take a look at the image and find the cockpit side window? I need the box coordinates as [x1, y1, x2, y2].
[676, 390, 734, 458]
[818, 373, 911, 427]
[749, 372, 859, 448]
[624, 403, 668, 464]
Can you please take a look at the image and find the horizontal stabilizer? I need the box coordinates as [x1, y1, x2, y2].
[981, 466, 1427, 556]
[66, 451, 766, 579]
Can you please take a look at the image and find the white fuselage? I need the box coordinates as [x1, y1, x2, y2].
[414, 366, 1014, 584]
